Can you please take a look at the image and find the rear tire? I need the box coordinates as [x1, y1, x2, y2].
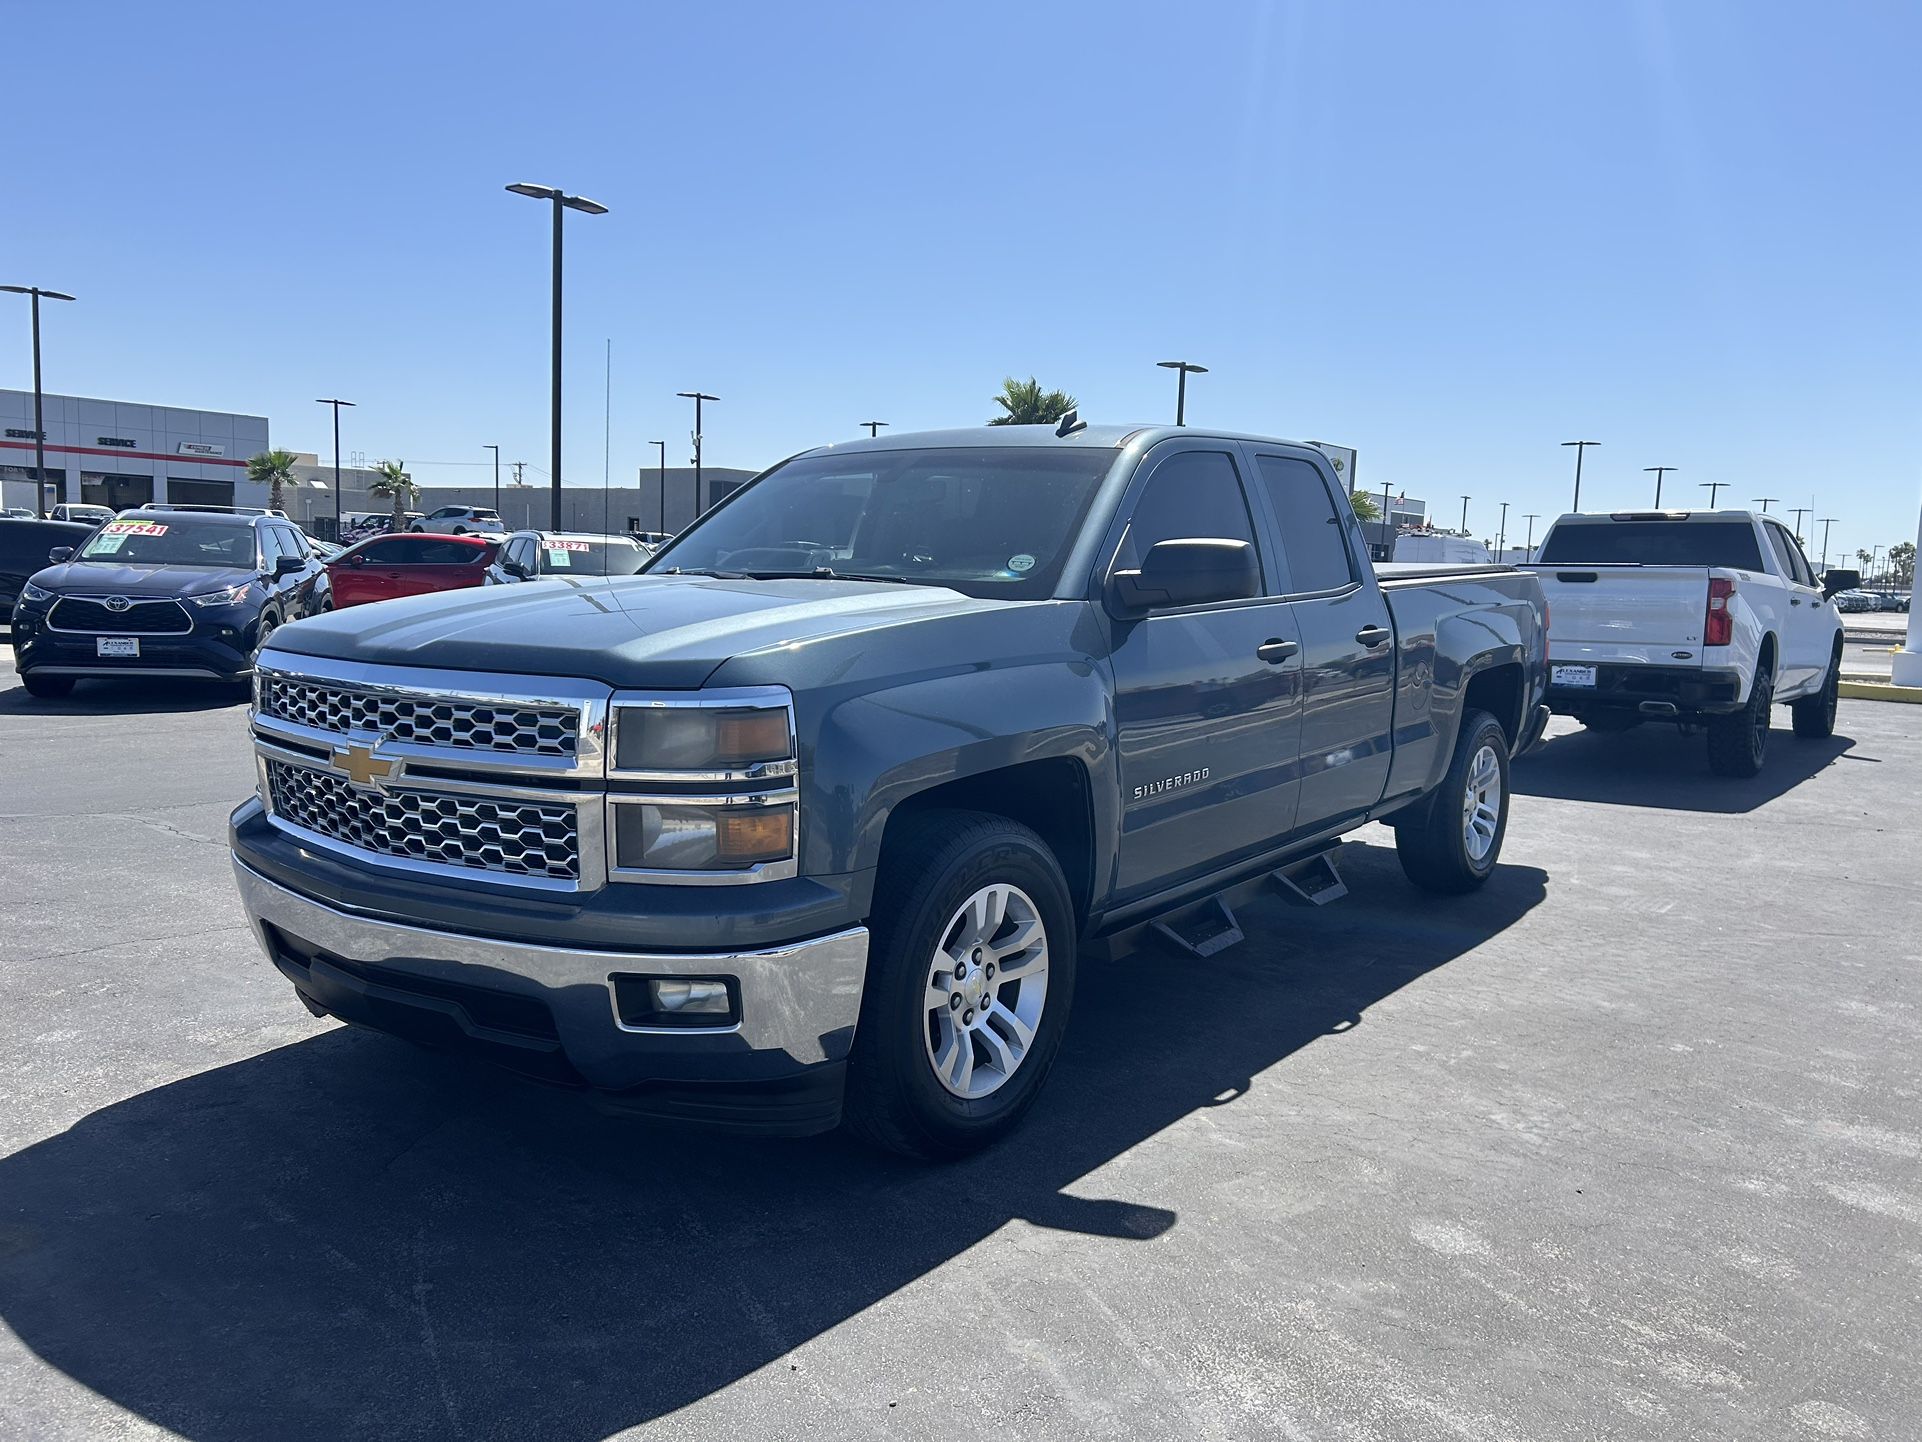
[843, 809, 1076, 1160]
[1395, 709, 1510, 894]
[20, 671, 74, 699]
[1791, 645, 1841, 739]
[1707, 660, 1773, 777]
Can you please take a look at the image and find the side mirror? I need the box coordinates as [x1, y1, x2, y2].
[1822, 568, 1860, 599]
[48, 547, 73, 564]
[348, 553, 367, 566]
[273, 555, 304, 578]
[504, 557, 532, 579]
[1109, 538, 1260, 615]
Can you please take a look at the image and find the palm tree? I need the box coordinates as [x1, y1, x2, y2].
[245, 448, 300, 516]
[988, 376, 1077, 426]
[1348, 491, 1381, 523]
[368, 459, 418, 533]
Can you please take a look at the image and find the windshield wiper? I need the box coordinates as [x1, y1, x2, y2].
[739, 567, 946, 586]
[660, 566, 751, 579]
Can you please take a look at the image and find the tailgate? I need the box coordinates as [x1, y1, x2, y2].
[1529, 565, 1709, 666]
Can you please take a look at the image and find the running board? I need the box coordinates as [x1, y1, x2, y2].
[1150, 895, 1245, 958]
[1271, 848, 1348, 907]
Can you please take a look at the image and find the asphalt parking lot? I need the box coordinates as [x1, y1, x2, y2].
[2, 650, 1917, 1441]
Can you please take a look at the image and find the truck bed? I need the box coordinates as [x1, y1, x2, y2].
[1375, 562, 1521, 586]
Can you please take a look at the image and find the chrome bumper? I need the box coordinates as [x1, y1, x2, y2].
[232, 857, 868, 1073]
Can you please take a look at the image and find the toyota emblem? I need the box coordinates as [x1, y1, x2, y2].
[104, 596, 133, 613]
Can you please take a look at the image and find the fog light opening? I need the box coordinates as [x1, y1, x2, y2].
[612, 973, 742, 1029]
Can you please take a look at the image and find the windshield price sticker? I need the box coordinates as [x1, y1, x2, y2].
[103, 521, 168, 536]
[550, 540, 592, 552]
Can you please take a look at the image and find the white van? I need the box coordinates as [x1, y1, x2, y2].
[1393, 533, 1490, 564]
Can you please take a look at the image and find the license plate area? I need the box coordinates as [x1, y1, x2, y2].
[1552, 663, 1597, 688]
[97, 637, 140, 658]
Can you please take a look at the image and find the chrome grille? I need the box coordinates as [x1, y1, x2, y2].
[259, 674, 579, 756]
[265, 758, 580, 880]
[48, 597, 192, 635]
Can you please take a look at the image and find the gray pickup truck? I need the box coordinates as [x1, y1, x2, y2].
[230, 422, 1549, 1157]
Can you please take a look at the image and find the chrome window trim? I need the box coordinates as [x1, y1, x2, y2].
[605, 787, 800, 886]
[607, 685, 798, 783]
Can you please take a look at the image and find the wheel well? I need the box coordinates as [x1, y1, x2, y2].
[882, 758, 1096, 928]
[1462, 662, 1524, 746]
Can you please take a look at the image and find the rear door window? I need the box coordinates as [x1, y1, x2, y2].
[1765, 524, 1813, 585]
[1251, 456, 1359, 594]
[1537, 520, 1766, 570]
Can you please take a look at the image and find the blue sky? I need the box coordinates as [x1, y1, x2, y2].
[8, 1, 1918, 562]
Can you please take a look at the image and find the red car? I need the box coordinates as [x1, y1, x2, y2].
[325, 533, 500, 609]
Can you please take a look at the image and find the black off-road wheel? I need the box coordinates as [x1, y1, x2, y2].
[1394, 709, 1511, 895]
[843, 809, 1077, 1160]
[1791, 643, 1841, 739]
[20, 671, 75, 699]
[1707, 659, 1773, 777]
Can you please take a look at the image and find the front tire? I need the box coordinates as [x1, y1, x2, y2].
[1791, 644, 1841, 739]
[1394, 709, 1510, 894]
[1707, 660, 1773, 776]
[844, 810, 1077, 1160]
[20, 671, 75, 699]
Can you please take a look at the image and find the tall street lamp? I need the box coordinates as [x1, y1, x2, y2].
[860, 420, 888, 438]
[1522, 513, 1541, 560]
[677, 392, 718, 517]
[1788, 506, 1811, 541]
[484, 443, 501, 515]
[650, 440, 666, 533]
[1700, 480, 1730, 507]
[1496, 501, 1509, 559]
[315, 398, 356, 536]
[1819, 517, 1838, 570]
[1645, 465, 1677, 507]
[506, 182, 610, 529]
[1751, 496, 1778, 514]
[1561, 440, 1599, 510]
[1, 284, 76, 517]
[1157, 360, 1208, 426]
[1459, 495, 1471, 534]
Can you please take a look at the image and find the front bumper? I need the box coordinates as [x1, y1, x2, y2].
[233, 856, 869, 1135]
[1545, 662, 1745, 716]
[12, 606, 257, 682]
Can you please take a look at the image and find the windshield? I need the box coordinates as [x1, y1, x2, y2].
[73, 519, 257, 568]
[1537, 520, 1765, 570]
[539, 539, 647, 576]
[647, 446, 1117, 599]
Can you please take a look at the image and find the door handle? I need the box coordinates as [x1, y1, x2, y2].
[1790, 597, 1802, 606]
[1256, 638, 1299, 665]
[1355, 624, 1392, 648]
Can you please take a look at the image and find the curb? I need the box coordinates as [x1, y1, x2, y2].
[1839, 678, 1922, 704]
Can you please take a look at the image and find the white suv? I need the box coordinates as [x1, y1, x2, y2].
[409, 506, 505, 536]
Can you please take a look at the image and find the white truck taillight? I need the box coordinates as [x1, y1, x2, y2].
[1704, 576, 1736, 646]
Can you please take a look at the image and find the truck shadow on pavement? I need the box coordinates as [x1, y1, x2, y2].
[1513, 722, 1857, 813]
[0, 844, 1545, 1442]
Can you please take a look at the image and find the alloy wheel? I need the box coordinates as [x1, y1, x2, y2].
[1461, 743, 1502, 863]
[921, 883, 1050, 1100]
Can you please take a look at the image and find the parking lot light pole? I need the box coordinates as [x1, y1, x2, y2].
[484, 443, 500, 514]
[1788, 506, 1811, 542]
[860, 421, 888, 438]
[1522, 513, 1540, 560]
[2, 284, 76, 517]
[1562, 440, 1599, 510]
[1700, 480, 1730, 507]
[677, 392, 718, 517]
[314, 398, 355, 536]
[506, 183, 610, 530]
[1752, 496, 1778, 514]
[1496, 501, 1509, 559]
[1645, 465, 1677, 507]
[1819, 517, 1838, 570]
[1157, 361, 1208, 426]
[650, 440, 666, 533]
[1459, 495, 1471, 534]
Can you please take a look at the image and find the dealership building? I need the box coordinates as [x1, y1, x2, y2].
[0, 389, 270, 514]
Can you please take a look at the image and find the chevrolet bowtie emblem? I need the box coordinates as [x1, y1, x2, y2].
[332, 742, 399, 789]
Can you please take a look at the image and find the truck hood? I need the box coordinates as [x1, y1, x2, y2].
[265, 574, 1004, 689]
[31, 561, 260, 599]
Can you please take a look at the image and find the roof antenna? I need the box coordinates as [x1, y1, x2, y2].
[1055, 408, 1087, 438]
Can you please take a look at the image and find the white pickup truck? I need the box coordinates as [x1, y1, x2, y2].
[1527, 510, 1854, 776]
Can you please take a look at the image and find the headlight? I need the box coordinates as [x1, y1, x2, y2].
[613, 696, 794, 776]
[190, 582, 255, 607]
[20, 581, 53, 604]
[611, 797, 797, 876]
